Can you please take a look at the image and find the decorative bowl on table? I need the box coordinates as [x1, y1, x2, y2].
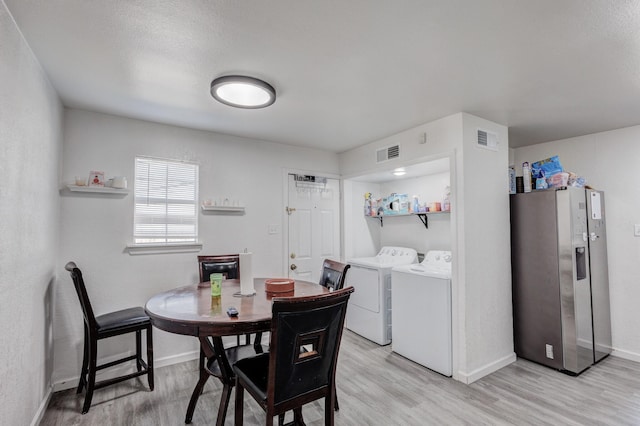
[264, 278, 295, 295]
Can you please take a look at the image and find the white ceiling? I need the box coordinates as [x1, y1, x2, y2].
[6, 1, 640, 153]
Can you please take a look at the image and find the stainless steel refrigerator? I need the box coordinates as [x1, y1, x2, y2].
[510, 187, 612, 375]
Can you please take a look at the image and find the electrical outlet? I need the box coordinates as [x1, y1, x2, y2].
[268, 224, 279, 235]
[635, 224, 640, 237]
[545, 344, 554, 359]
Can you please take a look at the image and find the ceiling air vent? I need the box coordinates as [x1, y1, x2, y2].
[477, 129, 498, 151]
[376, 145, 400, 163]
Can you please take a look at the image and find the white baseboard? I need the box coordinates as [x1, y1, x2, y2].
[457, 352, 517, 384]
[30, 385, 53, 426]
[611, 347, 640, 363]
[52, 349, 200, 392]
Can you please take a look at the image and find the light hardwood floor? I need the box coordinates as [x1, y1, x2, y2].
[41, 330, 640, 425]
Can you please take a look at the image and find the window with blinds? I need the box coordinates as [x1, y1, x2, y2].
[134, 157, 198, 245]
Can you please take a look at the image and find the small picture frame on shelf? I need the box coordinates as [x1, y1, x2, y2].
[88, 171, 105, 187]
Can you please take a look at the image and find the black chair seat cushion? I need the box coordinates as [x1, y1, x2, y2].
[205, 344, 269, 379]
[96, 307, 150, 334]
[233, 352, 270, 403]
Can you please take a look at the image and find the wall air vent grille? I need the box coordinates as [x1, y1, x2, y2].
[376, 145, 400, 163]
[477, 129, 498, 151]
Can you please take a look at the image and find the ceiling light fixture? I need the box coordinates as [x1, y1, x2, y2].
[210, 75, 276, 109]
[392, 168, 406, 176]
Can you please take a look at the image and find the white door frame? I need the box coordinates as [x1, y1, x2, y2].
[281, 168, 342, 278]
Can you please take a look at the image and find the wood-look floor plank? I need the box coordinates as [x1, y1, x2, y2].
[41, 330, 640, 425]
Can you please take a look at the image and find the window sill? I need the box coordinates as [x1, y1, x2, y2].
[126, 242, 203, 255]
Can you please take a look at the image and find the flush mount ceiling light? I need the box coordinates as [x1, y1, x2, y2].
[392, 168, 406, 176]
[210, 75, 276, 109]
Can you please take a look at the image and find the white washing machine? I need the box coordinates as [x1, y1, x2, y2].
[345, 246, 418, 345]
[391, 250, 452, 376]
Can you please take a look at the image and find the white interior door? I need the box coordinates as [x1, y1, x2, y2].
[287, 174, 340, 282]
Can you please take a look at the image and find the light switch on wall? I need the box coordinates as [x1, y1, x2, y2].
[635, 224, 640, 237]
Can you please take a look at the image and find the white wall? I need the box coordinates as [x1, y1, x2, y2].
[0, 3, 63, 424]
[340, 113, 514, 383]
[513, 126, 640, 362]
[343, 180, 381, 259]
[54, 109, 339, 386]
[459, 113, 513, 381]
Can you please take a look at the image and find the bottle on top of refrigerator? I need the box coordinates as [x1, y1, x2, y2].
[509, 166, 516, 194]
[522, 162, 532, 193]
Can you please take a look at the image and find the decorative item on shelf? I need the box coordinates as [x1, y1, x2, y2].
[112, 176, 127, 189]
[75, 176, 87, 186]
[201, 196, 245, 212]
[88, 171, 105, 187]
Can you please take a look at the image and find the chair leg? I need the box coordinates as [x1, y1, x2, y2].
[146, 325, 154, 391]
[82, 337, 98, 414]
[185, 367, 210, 423]
[293, 407, 305, 425]
[136, 330, 142, 372]
[77, 325, 89, 394]
[254, 332, 263, 351]
[216, 383, 233, 426]
[324, 394, 334, 426]
[234, 381, 244, 426]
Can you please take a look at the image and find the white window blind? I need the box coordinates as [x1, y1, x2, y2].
[134, 157, 198, 245]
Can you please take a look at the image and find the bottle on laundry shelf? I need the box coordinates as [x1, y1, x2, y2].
[522, 162, 532, 193]
[412, 196, 419, 214]
[364, 192, 372, 216]
[442, 186, 451, 212]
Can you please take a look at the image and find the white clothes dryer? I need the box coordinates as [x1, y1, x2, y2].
[345, 246, 418, 345]
[391, 250, 453, 376]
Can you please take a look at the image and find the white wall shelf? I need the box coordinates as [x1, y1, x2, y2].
[66, 184, 129, 195]
[201, 205, 245, 213]
[367, 211, 450, 229]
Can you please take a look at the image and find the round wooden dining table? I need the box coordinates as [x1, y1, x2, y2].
[145, 278, 328, 426]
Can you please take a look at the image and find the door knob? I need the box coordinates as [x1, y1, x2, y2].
[290, 264, 297, 271]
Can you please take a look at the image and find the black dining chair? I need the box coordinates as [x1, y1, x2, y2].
[319, 259, 350, 292]
[197, 254, 263, 349]
[198, 254, 240, 283]
[317, 259, 350, 411]
[186, 255, 264, 424]
[65, 261, 154, 414]
[233, 287, 354, 426]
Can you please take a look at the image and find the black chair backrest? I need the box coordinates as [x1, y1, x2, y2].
[268, 287, 354, 406]
[318, 259, 350, 291]
[65, 261, 97, 330]
[198, 255, 239, 282]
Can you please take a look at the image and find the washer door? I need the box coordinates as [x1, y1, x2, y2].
[346, 265, 380, 313]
